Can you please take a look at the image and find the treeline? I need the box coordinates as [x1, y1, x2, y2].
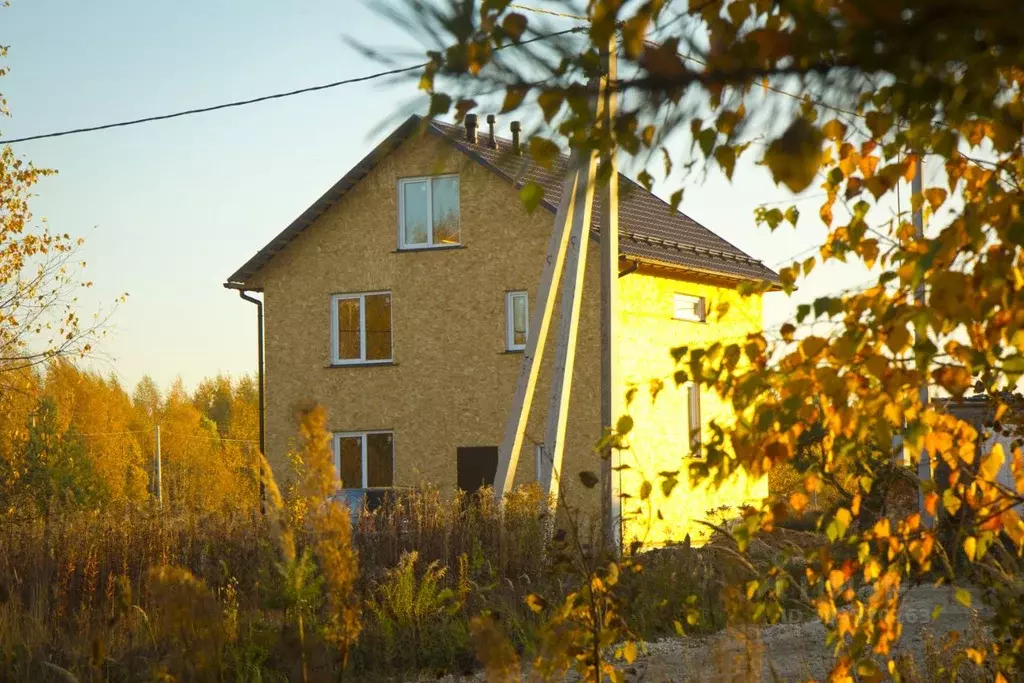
[0, 362, 260, 517]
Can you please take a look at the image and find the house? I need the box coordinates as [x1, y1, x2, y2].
[225, 114, 780, 545]
[935, 393, 1023, 512]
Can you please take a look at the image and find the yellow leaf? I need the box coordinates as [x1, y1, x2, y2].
[942, 489, 962, 516]
[980, 443, 1005, 482]
[873, 518, 890, 539]
[790, 491, 809, 513]
[955, 588, 972, 607]
[822, 119, 847, 141]
[525, 593, 547, 613]
[623, 640, 638, 664]
[963, 536, 977, 562]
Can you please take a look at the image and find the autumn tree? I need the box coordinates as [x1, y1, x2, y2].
[401, 0, 1024, 677]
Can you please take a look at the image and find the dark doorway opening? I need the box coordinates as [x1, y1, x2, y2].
[456, 446, 498, 495]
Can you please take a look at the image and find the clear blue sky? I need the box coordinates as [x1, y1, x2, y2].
[1, 0, 872, 392]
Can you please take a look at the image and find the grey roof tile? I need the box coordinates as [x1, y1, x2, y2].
[226, 114, 779, 287]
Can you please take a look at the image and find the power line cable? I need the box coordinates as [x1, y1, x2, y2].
[77, 429, 149, 437]
[510, 3, 587, 20]
[0, 27, 586, 146]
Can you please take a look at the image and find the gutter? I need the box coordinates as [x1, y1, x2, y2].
[225, 283, 266, 514]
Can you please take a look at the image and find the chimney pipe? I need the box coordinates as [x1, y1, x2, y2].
[486, 114, 497, 149]
[510, 120, 522, 155]
[465, 113, 478, 144]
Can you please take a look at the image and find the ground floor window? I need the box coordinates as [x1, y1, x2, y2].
[456, 446, 498, 495]
[333, 431, 394, 488]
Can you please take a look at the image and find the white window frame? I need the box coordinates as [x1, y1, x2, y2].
[329, 291, 393, 366]
[506, 291, 529, 351]
[333, 430, 395, 489]
[673, 293, 706, 323]
[397, 174, 461, 250]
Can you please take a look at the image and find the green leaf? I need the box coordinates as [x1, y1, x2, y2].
[428, 93, 452, 116]
[764, 118, 824, 193]
[519, 182, 544, 214]
[784, 206, 800, 226]
[669, 189, 684, 212]
[714, 146, 736, 180]
[661, 476, 678, 497]
[638, 170, 654, 190]
[697, 128, 716, 158]
[537, 89, 564, 123]
[528, 137, 559, 168]
[616, 415, 634, 435]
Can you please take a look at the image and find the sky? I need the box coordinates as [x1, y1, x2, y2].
[0, 0, 880, 392]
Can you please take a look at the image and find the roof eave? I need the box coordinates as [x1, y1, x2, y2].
[622, 254, 784, 290]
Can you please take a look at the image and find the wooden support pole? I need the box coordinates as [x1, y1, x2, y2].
[494, 161, 583, 500]
[540, 151, 598, 500]
[599, 35, 621, 552]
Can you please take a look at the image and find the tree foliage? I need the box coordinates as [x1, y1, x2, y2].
[404, 0, 1024, 677]
[0, 363, 261, 517]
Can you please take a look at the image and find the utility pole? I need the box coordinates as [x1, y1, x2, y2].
[495, 28, 622, 557]
[154, 424, 163, 510]
[912, 160, 933, 527]
[599, 35, 621, 553]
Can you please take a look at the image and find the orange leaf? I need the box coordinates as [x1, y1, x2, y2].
[924, 187, 948, 211]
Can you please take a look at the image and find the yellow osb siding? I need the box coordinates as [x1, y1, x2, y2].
[617, 267, 768, 546]
[244, 129, 766, 544]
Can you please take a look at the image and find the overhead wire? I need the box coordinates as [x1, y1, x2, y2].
[0, 26, 587, 146]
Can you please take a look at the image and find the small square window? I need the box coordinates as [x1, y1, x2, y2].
[506, 291, 529, 351]
[673, 293, 706, 322]
[399, 175, 460, 249]
[330, 292, 392, 365]
[334, 431, 394, 489]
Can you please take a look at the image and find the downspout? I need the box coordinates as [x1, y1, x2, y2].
[618, 260, 639, 278]
[238, 289, 266, 515]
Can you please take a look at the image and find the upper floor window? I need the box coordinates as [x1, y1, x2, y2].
[334, 431, 394, 488]
[331, 292, 392, 365]
[506, 291, 529, 351]
[673, 293, 706, 322]
[398, 175, 460, 249]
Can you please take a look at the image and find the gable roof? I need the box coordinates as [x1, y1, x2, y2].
[225, 114, 779, 288]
